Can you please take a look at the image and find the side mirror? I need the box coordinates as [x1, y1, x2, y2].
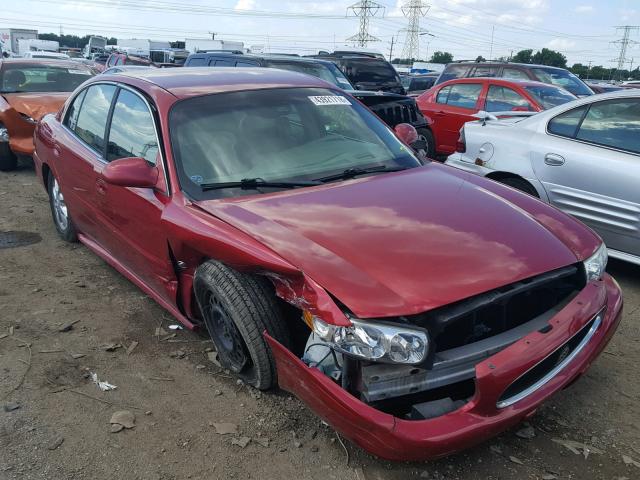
[102, 157, 159, 188]
[394, 123, 419, 145]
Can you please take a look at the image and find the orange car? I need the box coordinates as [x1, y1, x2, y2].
[0, 59, 94, 170]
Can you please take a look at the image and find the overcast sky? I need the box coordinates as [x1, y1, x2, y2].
[2, 0, 639, 67]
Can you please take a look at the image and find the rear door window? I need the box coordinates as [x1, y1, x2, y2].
[501, 68, 530, 81]
[106, 89, 158, 163]
[445, 84, 483, 109]
[470, 66, 498, 78]
[235, 61, 259, 67]
[187, 57, 206, 66]
[575, 99, 640, 154]
[547, 105, 588, 138]
[212, 59, 234, 67]
[73, 84, 117, 154]
[485, 85, 532, 112]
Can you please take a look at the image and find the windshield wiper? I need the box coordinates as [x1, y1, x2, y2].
[200, 177, 322, 192]
[315, 165, 409, 183]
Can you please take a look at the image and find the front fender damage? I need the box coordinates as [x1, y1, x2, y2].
[264, 272, 351, 327]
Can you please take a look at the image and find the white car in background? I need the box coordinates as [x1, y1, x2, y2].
[446, 90, 640, 265]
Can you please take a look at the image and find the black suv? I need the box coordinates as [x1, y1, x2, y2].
[307, 52, 406, 95]
[184, 52, 429, 154]
[434, 61, 593, 97]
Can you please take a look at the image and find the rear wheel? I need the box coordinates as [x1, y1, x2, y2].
[194, 260, 290, 390]
[48, 173, 78, 242]
[0, 143, 17, 171]
[498, 177, 540, 198]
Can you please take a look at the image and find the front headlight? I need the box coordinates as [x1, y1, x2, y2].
[312, 316, 429, 365]
[0, 124, 8, 142]
[584, 243, 607, 282]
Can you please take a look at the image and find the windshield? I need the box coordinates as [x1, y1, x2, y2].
[266, 61, 354, 90]
[524, 85, 577, 109]
[170, 87, 420, 199]
[342, 59, 401, 85]
[532, 68, 593, 96]
[0, 64, 93, 93]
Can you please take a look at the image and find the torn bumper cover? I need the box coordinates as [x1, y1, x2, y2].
[265, 274, 622, 461]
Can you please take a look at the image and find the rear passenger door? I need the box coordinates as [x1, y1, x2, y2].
[431, 82, 484, 154]
[56, 83, 117, 242]
[532, 99, 640, 257]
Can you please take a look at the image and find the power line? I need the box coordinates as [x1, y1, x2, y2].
[611, 25, 639, 71]
[346, 0, 385, 47]
[400, 0, 429, 60]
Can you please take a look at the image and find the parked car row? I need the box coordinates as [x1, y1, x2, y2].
[0, 54, 628, 462]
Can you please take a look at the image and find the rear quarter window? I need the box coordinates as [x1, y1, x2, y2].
[547, 105, 588, 138]
[436, 65, 470, 84]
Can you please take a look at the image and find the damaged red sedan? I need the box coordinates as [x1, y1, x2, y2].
[0, 59, 94, 170]
[33, 68, 622, 461]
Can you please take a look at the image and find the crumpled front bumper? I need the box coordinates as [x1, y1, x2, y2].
[265, 274, 622, 461]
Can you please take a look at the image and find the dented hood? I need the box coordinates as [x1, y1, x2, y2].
[2, 92, 70, 121]
[195, 164, 598, 318]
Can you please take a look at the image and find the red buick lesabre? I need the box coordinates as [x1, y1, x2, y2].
[33, 68, 622, 461]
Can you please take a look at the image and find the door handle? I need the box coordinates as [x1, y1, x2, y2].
[53, 147, 60, 157]
[434, 111, 446, 116]
[544, 153, 565, 166]
[96, 178, 107, 195]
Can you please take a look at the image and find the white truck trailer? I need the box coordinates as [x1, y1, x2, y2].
[17, 38, 59, 56]
[0, 28, 38, 55]
[185, 38, 244, 54]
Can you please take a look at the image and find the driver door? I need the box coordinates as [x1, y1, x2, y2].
[97, 87, 176, 301]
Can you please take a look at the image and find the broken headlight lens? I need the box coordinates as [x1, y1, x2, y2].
[584, 243, 607, 282]
[312, 317, 428, 365]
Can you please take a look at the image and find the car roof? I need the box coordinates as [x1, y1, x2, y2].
[189, 52, 337, 66]
[111, 67, 334, 98]
[448, 61, 567, 71]
[438, 77, 556, 89]
[0, 58, 89, 68]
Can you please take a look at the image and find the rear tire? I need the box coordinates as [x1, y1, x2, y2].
[498, 177, 540, 198]
[0, 143, 17, 171]
[48, 172, 78, 242]
[194, 260, 290, 390]
[416, 128, 436, 160]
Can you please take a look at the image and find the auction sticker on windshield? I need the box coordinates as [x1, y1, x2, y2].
[309, 96, 352, 106]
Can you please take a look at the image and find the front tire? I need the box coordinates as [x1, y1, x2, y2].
[498, 177, 540, 198]
[416, 128, 436, 160]
[194, 260, 290, 390]
[48, 173, 78, 242]
[0, 143, 17, 171]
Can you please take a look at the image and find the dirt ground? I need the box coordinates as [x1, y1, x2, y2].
[1, 162, 639, 480]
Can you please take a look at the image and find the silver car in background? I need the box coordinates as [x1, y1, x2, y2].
[446, 90, 640, 265]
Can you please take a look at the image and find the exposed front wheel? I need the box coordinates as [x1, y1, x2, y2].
[48, 173, 78, 242]
[416, 128, 436, 160]
[194, 260, 290, 390]
[0, 142, 17, 171]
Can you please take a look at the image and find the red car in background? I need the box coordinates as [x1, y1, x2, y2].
[416, 77, 577, 157]
[0, 59, 94, 170]
[33, 68, 621, 461]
